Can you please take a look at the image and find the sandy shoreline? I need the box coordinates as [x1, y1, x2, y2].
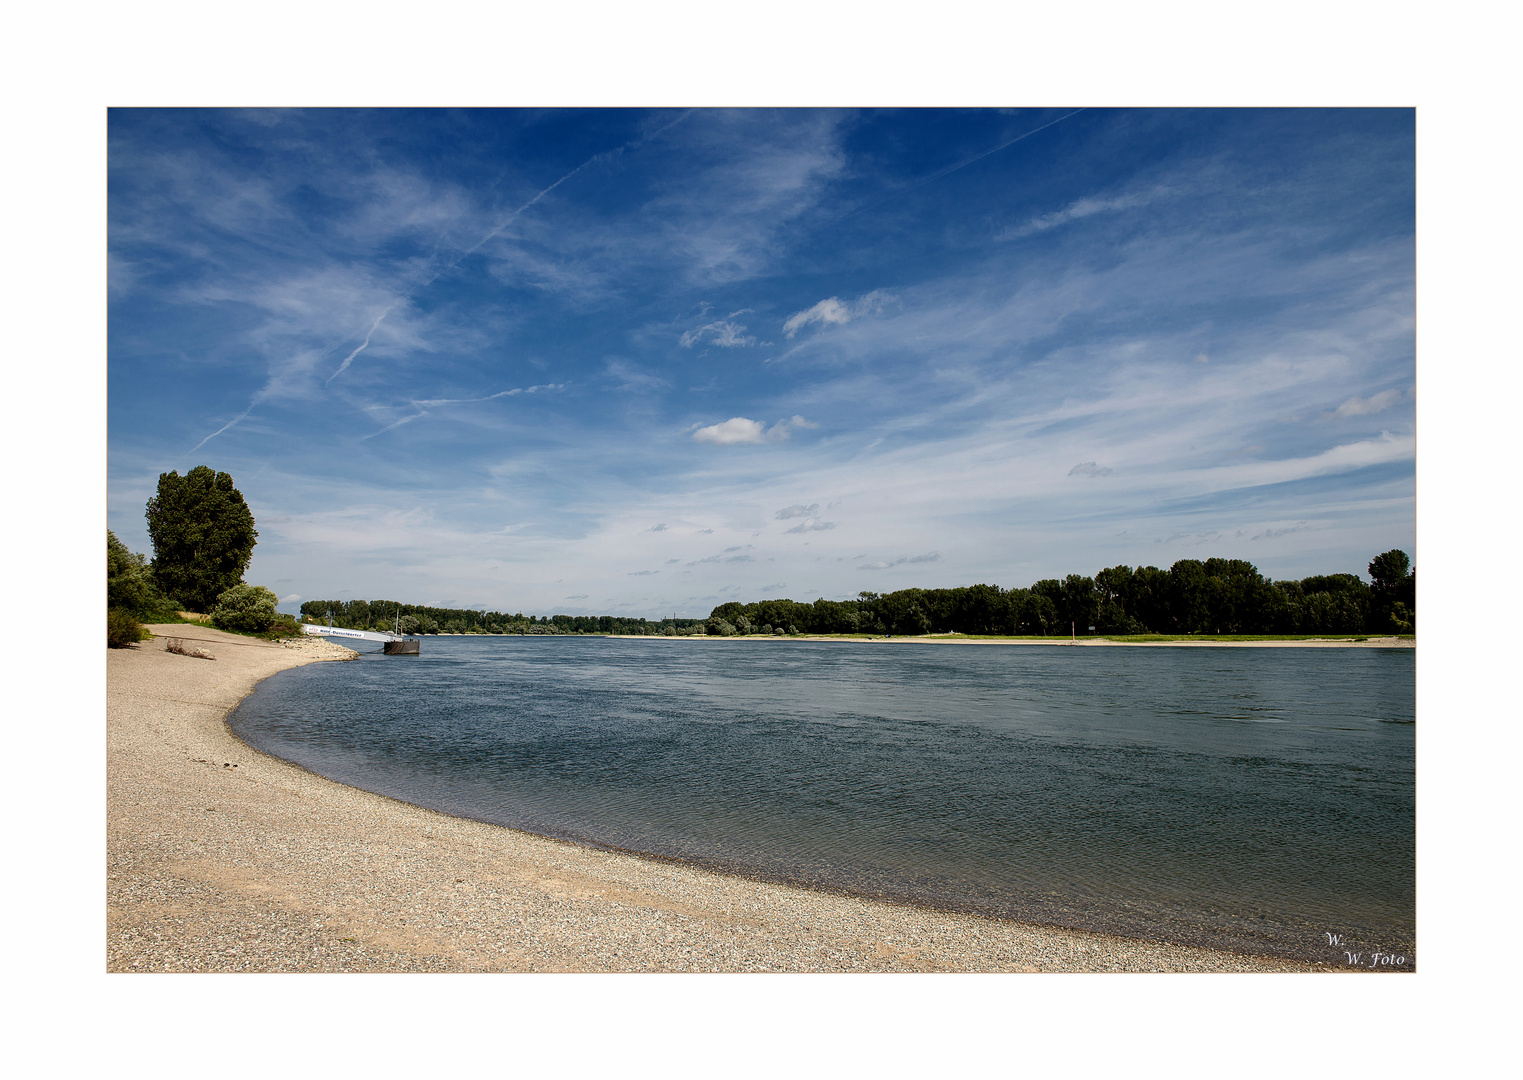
[108, 624, 1330, 973]
[608, 634, 1414, 647]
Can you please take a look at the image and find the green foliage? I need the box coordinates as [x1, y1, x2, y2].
[1367, 549, 1416, 632]
[302, 600, 686, 636]
[107, 608, 147, 648]
[107, 530, 178, 618]
[699, 548, 1415, 638]
[1368, 550, 1411, 591]
[146, 466, 258, 613]
[210, 584, 280, 633]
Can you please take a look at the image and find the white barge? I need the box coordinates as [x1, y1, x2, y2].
[301, 623, 420, 654]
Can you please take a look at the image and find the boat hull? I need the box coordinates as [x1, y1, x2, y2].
[383, 639, 420, 655]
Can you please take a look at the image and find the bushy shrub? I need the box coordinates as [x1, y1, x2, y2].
[108, 530, 179, 619]
[266, 614, 304, 639]
[108, 608, 146, 648]
[210, 583, 280, 633]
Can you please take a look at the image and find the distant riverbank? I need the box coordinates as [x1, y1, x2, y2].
[605, 633, 1415, 648]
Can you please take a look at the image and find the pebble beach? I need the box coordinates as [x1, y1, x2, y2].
[107, 625, 1327, 973]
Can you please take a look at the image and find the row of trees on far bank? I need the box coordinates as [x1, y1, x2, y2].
[302, 550, 1413, 640]
[705, 551, 1415, 638]
[298, 599, 706, 637]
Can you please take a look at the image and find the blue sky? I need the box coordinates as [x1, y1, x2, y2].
[108, 108, 1414, 618]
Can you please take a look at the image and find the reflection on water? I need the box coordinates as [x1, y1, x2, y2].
[229, 638, 1415, 964]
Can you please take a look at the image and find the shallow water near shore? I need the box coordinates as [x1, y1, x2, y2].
[229, 637, 1414, 967]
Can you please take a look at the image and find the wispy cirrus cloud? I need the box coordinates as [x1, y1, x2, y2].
[860, 552, 941, 570]
[1332, 387, 1410, 418]
[1000, 186, 1170, 240]
[680, 313, 756, 348]
[775, 504, 819, 519]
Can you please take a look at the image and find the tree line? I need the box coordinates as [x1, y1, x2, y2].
[302, 550, 1413, 640]
[704, 551, 1415, 638]
[298, 599, 707, 637]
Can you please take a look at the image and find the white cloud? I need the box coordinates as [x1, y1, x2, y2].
[650, 523, 669, 531]
[564, 594, 589, 599]
[692, 415, 816, 445]
[1197, 432, 1415, 489]
[628, 570, 660, 576]
[693, 417, 767, 444]
[782, 290, 889, 338]
[775, 503, 820, 519]
[785, 518, 836, 534]
[1069, 462, 1114, 477]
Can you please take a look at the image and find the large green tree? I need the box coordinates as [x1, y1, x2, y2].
[145, 466, 258, 612]
[1368, 548, 1416, 631]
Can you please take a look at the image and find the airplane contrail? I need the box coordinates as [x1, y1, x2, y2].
[838, 108, 1088, 223]
[188, 400, 259, 454]
[326, 305, 393, 385]
[427, 110, 694, 283]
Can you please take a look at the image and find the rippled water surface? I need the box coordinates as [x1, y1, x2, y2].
[229, 637, 1415, 964]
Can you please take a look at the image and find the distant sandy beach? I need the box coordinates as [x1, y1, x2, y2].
[108, 624, 1328, 973]
[612, 634, 1415, 648]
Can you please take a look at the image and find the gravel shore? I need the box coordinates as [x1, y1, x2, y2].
[107, 625, 1326, 973]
